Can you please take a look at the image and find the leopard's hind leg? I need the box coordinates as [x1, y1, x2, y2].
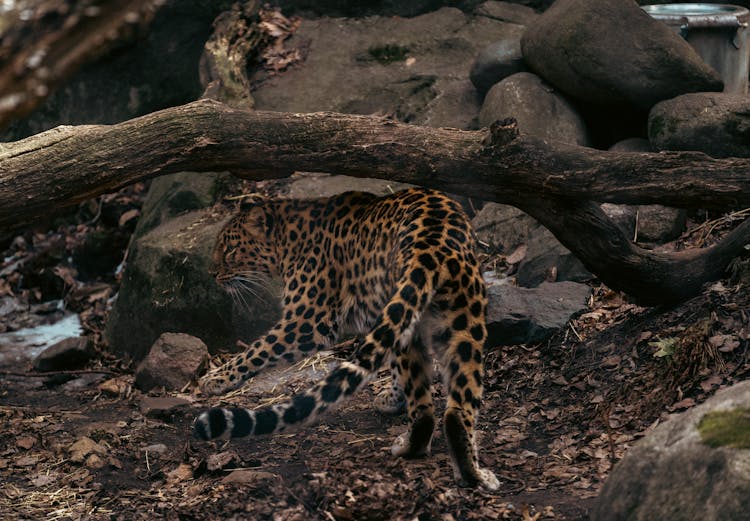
[388, 335, 435, 458]
[434, 286, 499, 491]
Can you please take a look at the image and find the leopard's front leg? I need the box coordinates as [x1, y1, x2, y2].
[199, 316, 335, 396]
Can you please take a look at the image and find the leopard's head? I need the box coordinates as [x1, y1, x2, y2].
[211, 196, 279, 289]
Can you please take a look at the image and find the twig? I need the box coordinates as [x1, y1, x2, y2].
[600, 403, 617, 465]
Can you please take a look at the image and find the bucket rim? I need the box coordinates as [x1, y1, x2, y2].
[642, 3, 750, 27]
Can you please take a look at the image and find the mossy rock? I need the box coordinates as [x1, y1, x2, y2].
[699, 409, 750, 449]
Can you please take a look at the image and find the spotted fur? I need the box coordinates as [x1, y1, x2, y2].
[193, 187, 498, 490]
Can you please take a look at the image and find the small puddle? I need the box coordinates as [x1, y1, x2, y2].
[0, 313, 83, 365]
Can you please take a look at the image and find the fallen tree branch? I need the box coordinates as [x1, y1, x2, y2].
[1, 99, 749, 303]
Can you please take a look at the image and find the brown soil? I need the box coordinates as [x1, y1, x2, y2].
[1, 187, 749, 520]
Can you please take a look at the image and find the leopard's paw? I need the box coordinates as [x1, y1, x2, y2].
[374, 389, 406, 415]
[476, 468, 500, 491]
[390, 414, 435, 458]
[199, 370, 242, 397]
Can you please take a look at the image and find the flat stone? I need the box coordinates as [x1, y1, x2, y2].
[486, 280, 592, 346]
[521, 0, 723, 109]
[68, 437, 106, 463]
[139, 396, 191, 419]
[474, 1, 539, 26]
[284, 173, 413, 200]
[222, 469, 277, 484]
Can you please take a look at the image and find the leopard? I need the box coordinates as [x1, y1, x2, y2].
[193, 187, 499, 490]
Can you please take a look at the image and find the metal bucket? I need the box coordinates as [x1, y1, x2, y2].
[643, 3, 750, 94]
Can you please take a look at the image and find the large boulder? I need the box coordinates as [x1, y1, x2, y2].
[649, 92, 750, 157]
[592, 380, 750, 521]
[106, 209, 279, 360]
[636, 205, 687, 244]
[478, 72, 590, 145]
[521, 0, 723, 109]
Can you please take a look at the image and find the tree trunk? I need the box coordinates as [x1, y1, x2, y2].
[1, 99, 748, 303]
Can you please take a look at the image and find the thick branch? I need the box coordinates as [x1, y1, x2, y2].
[1, 99, 749, 303]
[516, 197, 750, 304]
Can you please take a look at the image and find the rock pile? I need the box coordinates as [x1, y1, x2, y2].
[470, 0, 745, 258]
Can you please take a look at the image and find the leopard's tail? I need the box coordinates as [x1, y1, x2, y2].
[194, 275, 433, 440]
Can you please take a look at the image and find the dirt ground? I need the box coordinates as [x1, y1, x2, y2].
[1, 187, 749, 521]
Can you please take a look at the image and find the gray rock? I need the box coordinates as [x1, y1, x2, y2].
[478, 72, 590, 146]
[470, 1, 538, 98]
[134, 171, 233, 238]
[601, 203, 637, 240]
[485, 280, 591, 346]
[521, 0, 723, 109]
[592, 380, 750, 521]
[608, 137, 652, 153]
[106, 209, 279, 360]
[471, 202, 540, 254]
[636, 205, 687, 244]
[250, 7, 525, 129]
[284, 173, 413, 200]
[649, 92, 750, 157]
[516, 227, 592, 287]
[470, 39, 527, 98]
[474, 1, 539, 26]
[604, 135, 687, 243]
[135, 333, 210, 392]
[33, 337, 91, 372]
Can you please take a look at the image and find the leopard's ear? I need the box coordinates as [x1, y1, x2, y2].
[237, 193, 267, 211]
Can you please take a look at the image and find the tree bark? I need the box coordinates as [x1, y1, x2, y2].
[1, 99, 748, 303]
